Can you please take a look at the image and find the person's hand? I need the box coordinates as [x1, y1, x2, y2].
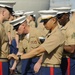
[34, 62, 41, 73]
[7, 54, 19, 60]
[9, 41, 11, 45]
[10, 68, 15, 75]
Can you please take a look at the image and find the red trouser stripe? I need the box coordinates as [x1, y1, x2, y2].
[67, 58, 70, 75]
[50, 67, 54, 75]
[0, 62, 3, 75]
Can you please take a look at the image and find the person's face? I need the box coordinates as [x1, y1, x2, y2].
[17, 22, 25, 35]
[3, 8, 10, 21]
[43, 17, 56, 30]
[58, 13, 70, 26]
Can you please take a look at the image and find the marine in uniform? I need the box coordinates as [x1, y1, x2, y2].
[8, 10, 64, 75]
[2, 15, 17, 73]
[63, 9, 75, 75]
[54, 7, 75, 75]
[0, 1, 16, 75]
[9, 15, 43, 75]
[9, 11, 25, 74]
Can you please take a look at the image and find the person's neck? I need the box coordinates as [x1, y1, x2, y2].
[0, 17, 3, 24]
[51, 23, 57, 32]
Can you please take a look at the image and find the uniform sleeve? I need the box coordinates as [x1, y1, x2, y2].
[0, 26, 3, 48]
[18, 39, 28, 53]
[18, 41, 24, 53]
[11, 30, 17, 39]
[4, 22, 11, 32]
[40, 34, 61, 54]
[65, 27, 75, 45]
[22, 39, 28, 51]
[6, 23, 11, 32]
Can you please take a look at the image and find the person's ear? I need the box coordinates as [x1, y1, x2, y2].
[2, 10, 5, 16]
[52, 18, 56, 24]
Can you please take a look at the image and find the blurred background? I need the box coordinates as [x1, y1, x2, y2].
[1, 0, 75, 18]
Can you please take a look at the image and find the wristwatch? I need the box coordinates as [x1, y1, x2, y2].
[17, 55, 21, 61]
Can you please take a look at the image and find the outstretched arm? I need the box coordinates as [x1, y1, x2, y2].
[8, 46, 45, 60]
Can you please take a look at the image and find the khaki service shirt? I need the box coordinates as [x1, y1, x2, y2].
[3, 21, 11, 33]
[40, 26, 64, 66]
[0, 24, 9, 58]
[19, 27, 42, 54]
[61, 20, 75, 57]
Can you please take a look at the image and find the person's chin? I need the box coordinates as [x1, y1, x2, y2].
[4, 19, 8, 21]
[18, 33, 22, 35]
